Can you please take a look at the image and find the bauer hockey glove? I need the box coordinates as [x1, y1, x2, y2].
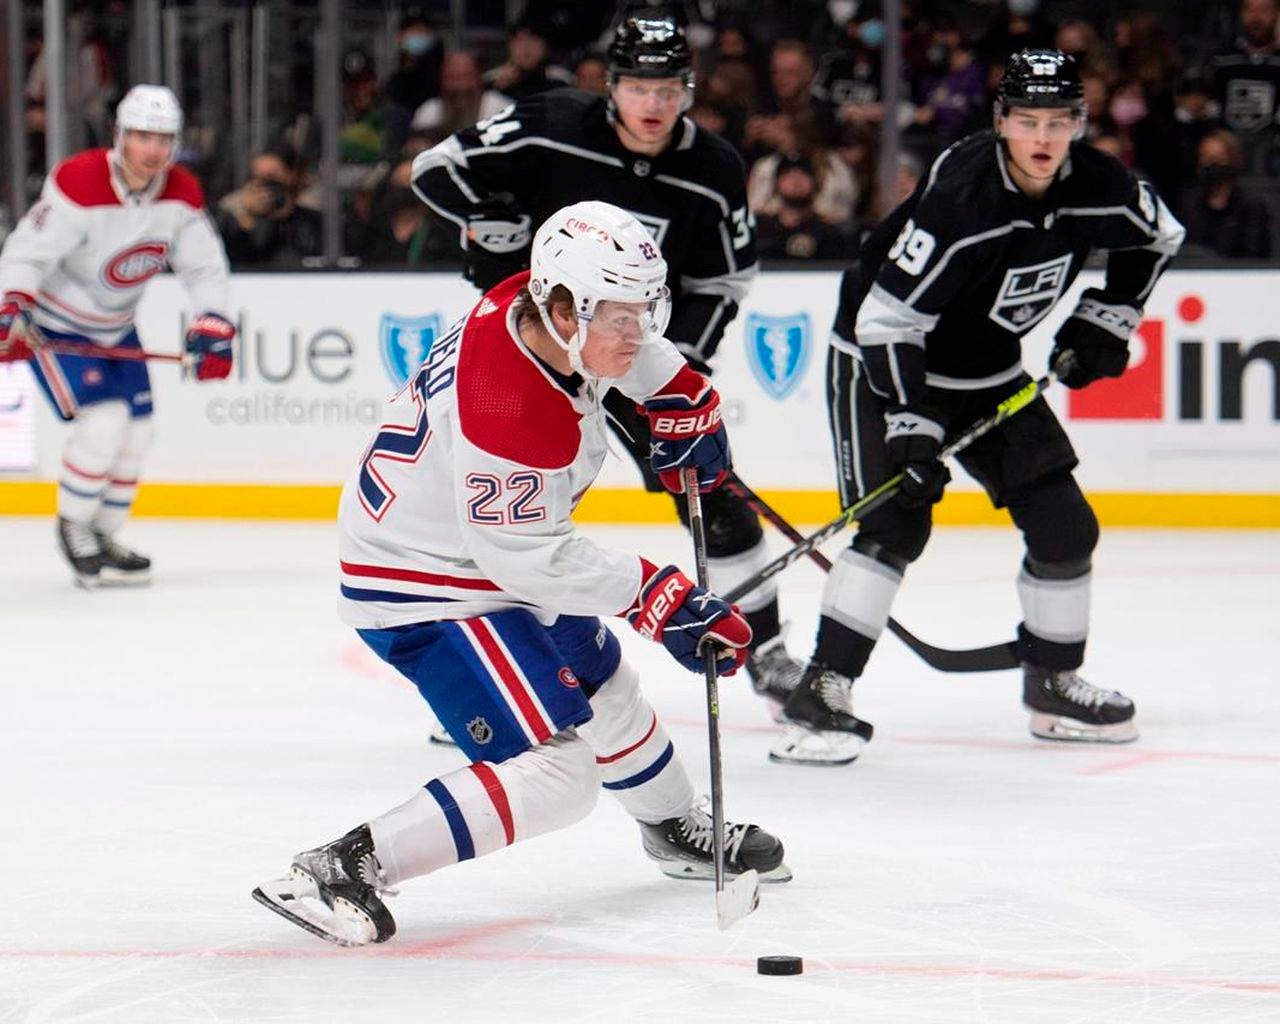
[0, 292, 35, 362]
[1051, 288, 1139, 389]
[885, 412, 950, 508]
[643, 366, 731, 494]
[464, 195, 531, 290]
[627, 562, 752, 676]
[184, 312, 236, 381]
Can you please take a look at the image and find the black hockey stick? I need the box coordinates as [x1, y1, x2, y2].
[724, 474, 1019, 672]
[683, 466, 760, 929]
[724, 360, 1068, 613]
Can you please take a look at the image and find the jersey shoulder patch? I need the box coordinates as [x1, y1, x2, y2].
[157, 164, 206, 209]
[456, 279, 582, 470]
[52, 149, 119, 208]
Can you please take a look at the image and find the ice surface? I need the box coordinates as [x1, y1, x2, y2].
[2, 517, 1277, 1022]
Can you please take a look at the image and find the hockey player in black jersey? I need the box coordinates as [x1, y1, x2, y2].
[772, 50, 1186, 766]
[412, 7, 805, 708]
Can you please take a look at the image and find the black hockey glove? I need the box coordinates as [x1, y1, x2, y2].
[464, 194, 531, 291]
[1051, 288, 1139, 390]
[885, 415, 950, 508]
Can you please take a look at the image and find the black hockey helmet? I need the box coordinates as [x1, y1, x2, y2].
[608, 7, 693, 82]
[997, 49, 1085, 113]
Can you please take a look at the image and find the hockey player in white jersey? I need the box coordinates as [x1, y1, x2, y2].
[0, 85, 234, 587]
[252, 202, 789, 947]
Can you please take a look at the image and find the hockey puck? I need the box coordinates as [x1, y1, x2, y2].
[757, 955, 803, 976]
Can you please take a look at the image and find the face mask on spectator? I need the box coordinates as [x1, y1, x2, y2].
[402, 32, 436, 57]
[858, 19, 885, 49]
[1198, 162, 1236, 187]
[928, 42, 950, 67]
[1109, 95, 1147, 126]
[1007, 0, 1040, 15]
[827, 0, 857, 25]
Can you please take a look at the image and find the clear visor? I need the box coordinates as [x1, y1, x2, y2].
[999, 108, 1085, 141]
[584, 292, 672, 343]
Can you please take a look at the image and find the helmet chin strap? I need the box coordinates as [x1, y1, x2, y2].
[535, 304, 596, 381]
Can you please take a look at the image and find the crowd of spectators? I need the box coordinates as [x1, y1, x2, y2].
[7, 0, 1280, 264]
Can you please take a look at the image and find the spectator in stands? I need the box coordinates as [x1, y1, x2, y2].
[979, 0, 1053, 72]
[1209, 0, 1280, 174]
[913, 20, 986, 146]
[1180, 128, 1272, 258]
[1163, 70, 1223, 211]
[812, 7, 888, 140]
[754, 153, 856, 259]
[411, 51, 510, 145]
[745, 39, 818, 161]
[341, 48, 386, 165]
[1106, 77, 1149, 167]
[382, 5, 445, 158]
[1054, 19, 1107, 73]
[573, 53, 609, 96]
[748, 141, 857, 225]
[1080, 64, 1115, 142]
[215, 146, 324, 267]
[484, 22, 570, 102]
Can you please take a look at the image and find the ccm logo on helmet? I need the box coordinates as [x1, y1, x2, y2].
[102, 242, 169, 288]
[653, 407, 721, 435]
[565, 218, 610, 244]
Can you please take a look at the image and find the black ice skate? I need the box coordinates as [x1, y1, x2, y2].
[94, 532, 151, 585]
[1023, 664, 1138, 743]
[252, 825, 397, 946]
[745, 635, 805, 722]
[640, 800, 792, 882]
[770, 664, 874, 766]
[56, 517, 102, 589]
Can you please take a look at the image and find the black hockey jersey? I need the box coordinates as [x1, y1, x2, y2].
[833, 130, 1185, 409]
[411, 88, 756, 365]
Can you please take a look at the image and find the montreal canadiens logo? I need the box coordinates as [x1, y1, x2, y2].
[558, 668, 580, 688]
[102, 242, 169, 288]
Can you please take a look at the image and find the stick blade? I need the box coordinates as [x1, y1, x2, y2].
[716, 869, 760, 930]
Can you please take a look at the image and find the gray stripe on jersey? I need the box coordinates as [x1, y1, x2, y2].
[925, 362, 1026, 390]
[680, 266, 756, 302]
[458, 135, 628, 169]
[716, 220, 737, 274]
[905, 223, 1029, 307]
[1055, 200, 1184, 254]
[653, 173, 733, 216]
[856, 283, 937, 345]
[683, 297, 731, 358]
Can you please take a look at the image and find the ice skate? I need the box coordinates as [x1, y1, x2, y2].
[1023, 664, 1138, 743]
[429, 719, 457, 746]
[639, 799, 792, 882]
[94, 532, 151, 585]
[252, 825, 396, 946]
[56, 517, 102, 589]
[744, 634, 805, 722]
[770, 664, 873, 766]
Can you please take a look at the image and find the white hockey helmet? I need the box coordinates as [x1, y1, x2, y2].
[115, 85, 183, 140]
[528, 200, 671, 377]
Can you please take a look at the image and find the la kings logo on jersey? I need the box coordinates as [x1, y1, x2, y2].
[988, 254, 1072, 333]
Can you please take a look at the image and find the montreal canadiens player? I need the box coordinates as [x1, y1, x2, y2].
[251, 202, 789, 947]
[773, 51, 1186, 766]
[0, 85, 234, 587]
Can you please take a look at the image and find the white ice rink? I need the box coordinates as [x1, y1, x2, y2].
[2, 516, 1278, 1023]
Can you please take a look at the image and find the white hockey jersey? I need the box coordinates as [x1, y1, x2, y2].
[337, 272, 688, 629]
[0, 148, 229, 344]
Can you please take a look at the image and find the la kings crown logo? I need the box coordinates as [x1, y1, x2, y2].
[988, 254, 1072, 332]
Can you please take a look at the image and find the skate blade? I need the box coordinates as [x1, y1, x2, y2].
[428, 722, 457, 746]
[768, 725, 865, 766]
[655, 859, 793, 884]
[1029, 712, 1139, 744]
[97, 567, 151, 586]
[716, 869, 760, 930]
[251, 870, 381, 947]
[71, 572, 101, 591]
